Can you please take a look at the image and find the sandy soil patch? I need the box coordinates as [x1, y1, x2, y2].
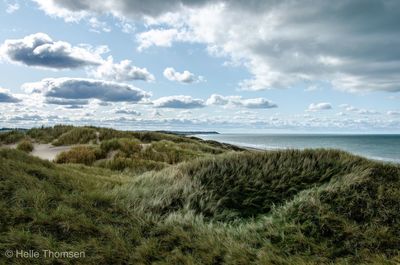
[31, 144, 72, 161]
[2, 143, 72, 161]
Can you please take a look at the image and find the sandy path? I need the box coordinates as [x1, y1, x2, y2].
[0, 144, 73, 161]
[31, 144, 72, 161]
[2, 143, 72, 161]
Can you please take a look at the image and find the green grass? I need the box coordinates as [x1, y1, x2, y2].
[0, 126, 399, 264]
[54, 146, 101, 165]
[0, 130, 25, 144]
[52, 127, 98, 146]
[40, 125, 237, 172]
[16, 139, 34, 153]
[26, 125, 74, 143]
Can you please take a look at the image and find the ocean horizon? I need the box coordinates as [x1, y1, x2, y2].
[196, 133, 400, 163]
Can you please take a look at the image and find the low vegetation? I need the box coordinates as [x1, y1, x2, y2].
[55, 146, 100, 165]
[16, 139, 34, 153]
[0, 130, 25, 144]
[52, 127, 98, 146]
[0, 126, 399, 264]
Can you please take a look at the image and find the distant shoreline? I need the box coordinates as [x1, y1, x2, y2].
[195, 133, 400, 164]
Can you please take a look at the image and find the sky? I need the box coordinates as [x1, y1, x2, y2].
[0, 0, 399, 133]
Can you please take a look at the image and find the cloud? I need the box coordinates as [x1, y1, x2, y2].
[137, 29, 192, 51]
[64, 105, 84, 109]
[151, 109, 162, 117]
[387, 110, 400, 116]
[32, 0, 210, 20]
[6, 2, 20, 13]
[32, 1, 400, 92]
[22, 77, 151, 103]
[307, 102, 332, 112]
[206, 94, 277, 109]
[90, 56, 155, 82]
[45, 97, 89, 106]
[357, 109, 379, 115]
[114, 109, 142, 116]
[8, 113, 44, 121]
[153, 95, 205, 108]
[38, 0, 399, 93]
[339, 104, 380, 115]
[0, 33, 103, 69]
[163, 67, 203, 83]
[239, 98, 278, 109]
[88, 17, 111, 33]
[32, 0, 89, 22]
[205, 94, 230, 105]
[0, 87, 21, 103]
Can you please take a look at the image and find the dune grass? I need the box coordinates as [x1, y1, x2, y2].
[54, 146, 101, 165]
[16, 139, 34, 153]
[52, 127, 98, 146]
[0, 126, 399, 264]
[0, 130, 25, 144]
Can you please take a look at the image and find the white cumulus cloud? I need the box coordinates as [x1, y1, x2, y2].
[206, 94, 277, 109]
[307, 102, 332, 112]
[163, 67, 203, 84]
[90, 56, 155, 82]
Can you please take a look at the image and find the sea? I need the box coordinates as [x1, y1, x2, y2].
[196, 134, 400, 163]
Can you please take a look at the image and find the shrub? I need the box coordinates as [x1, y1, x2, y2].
[0, 130, 25, 144]
[16, 139, 34, 153]
[55, 146, 98, 165]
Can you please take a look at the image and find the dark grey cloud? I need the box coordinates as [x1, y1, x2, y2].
[0, 88, 21, 103]
[45, 97, 89, 105]
[34, 0, 212, 18]
[0, 33, 102, 69]
[23, 77, 151, 102]
[31, 0, 400, 92]
[153, 95, 205, 108]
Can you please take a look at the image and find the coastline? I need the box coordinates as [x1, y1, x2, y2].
[196, 134, 400, 164]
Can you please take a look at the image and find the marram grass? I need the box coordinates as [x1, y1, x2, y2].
[0, 126, 399, 264]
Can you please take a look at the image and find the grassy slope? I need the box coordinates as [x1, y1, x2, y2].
[0, 126, 399, 264]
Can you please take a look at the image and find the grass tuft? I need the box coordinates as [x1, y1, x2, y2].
[16, 139, 34, 153]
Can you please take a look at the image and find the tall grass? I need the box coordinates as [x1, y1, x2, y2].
[16, 139, 34, 153]
[52, 127, 97, 146]
[55, 146, 100, 165]
[0, 130, 25, 144]
[1, 127, 399, 264]
[26, 125, 74, 143]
